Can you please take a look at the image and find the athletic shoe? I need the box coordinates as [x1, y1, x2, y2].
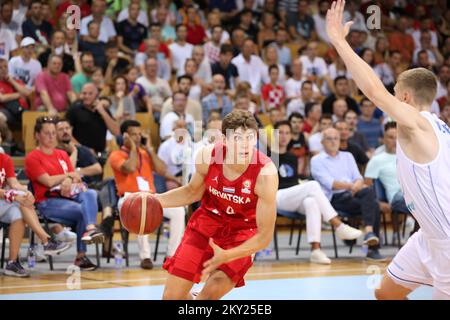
[4, 260, 30, 278]
[35, 244, 47, 262]
[74, 256, 97, 271]
[190, 290, 200, 300]
[363, 232, 379, 246]
[81, 228, 104, 244]
[43, 240, 71, 256]
[366, 248, 387, 262]
[335, 223, 363, 240]
[140, 258, 153, 270]
[55, 227, 77, 243]
[310, 249, 331, 265]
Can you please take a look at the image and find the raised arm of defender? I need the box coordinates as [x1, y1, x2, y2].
[325, 0, 424, 130]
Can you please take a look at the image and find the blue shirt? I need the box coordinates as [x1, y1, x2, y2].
[201, 93, 233, 124]
[311, 151, 362, 200]
[357, 117, 383, 149]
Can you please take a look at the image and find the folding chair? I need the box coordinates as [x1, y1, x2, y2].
[0, 222, 9, 269]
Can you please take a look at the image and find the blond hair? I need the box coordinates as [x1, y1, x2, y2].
[397, 68, 437, 106]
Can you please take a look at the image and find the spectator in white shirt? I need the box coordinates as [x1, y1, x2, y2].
[8, 37, 42, 88]
[205, 11, 230, 44]
[299, 41, 328, 90]
[308, 114, 333, 156]
[160, 91, 195, 141]
[80, 0, 116, 43]
[274, 28, 292, 68]
[287, 80, 314, 117]
[231, 38, 264, 95]
[1, 0, 21, 44]
[169, 24, 194, 76]
[412, 30, 443, 66]
[285, 59, 320, 103]
[262, 44, 286, 85]
[313, 0, 331, 44]
[343, 0, 368, 34]
[192, 46, 212, 89]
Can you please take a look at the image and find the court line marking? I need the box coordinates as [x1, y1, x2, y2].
[0, 267, 385, 291]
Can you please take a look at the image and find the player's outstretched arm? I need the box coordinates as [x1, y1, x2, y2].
[153, 145, 211, 208]
[202, 162, 279, 277]
[326, 0, 422, 129]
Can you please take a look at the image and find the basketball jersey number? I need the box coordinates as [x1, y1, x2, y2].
[226, 206, 235, 215]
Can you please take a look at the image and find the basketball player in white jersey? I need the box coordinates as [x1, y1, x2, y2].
[326, 1, 450, 299]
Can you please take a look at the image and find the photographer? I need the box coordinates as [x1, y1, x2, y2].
[109, 120, 185, 270]
[65, 83, 120, 154]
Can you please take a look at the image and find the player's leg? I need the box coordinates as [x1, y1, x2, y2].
[376, 231, 432, 300]
[162, 274, 196, 300]
[196, 270, 236, 300]
[375, 274, 413, 300]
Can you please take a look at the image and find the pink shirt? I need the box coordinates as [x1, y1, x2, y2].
[35, 71, 72, 111]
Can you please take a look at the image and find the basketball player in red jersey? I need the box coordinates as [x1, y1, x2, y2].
[153, 109, 278, 300]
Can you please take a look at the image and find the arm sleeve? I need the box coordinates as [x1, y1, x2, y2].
[364, 157, 381, 179]
[348, 153, 363, 182]
[25, 153, 46, 181]
[4, 155, 16, 178]
[108, 151, 126, 172]
[311, 156, 334, 192]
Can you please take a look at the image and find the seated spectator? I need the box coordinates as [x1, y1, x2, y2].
[184, 5, 207, 45]
[160, 91, 195, 141]
[110, 120, 186, 269]
[71, 52, 95, 95]
[66, 83, 120, 153]
[322, 76, 360, 115]
[357, 98, 383, 150]
[204, 25, 223, 64]
[0, 58, 31, 143]
[181, 59, 203, 102]
[302, 102, 322, 136]
[103, 42, 131, 83]
[364, 122, 410, 215]
[153, 6, 176, 42]
[25, 117, 105, 270]
[388, 16, 415, 64]
[116, 1, 147, 55]
[91, 67, 108, 96]
[308, 114, 333, 156]
[311, 128, 384, 261]
[0, 0, 22, 44]
[211, 44, 239, 91]
[261, 65, 286, 113]
[201, 74, 233, 124]
[232, 39, 264, 96]
[287, 113, 308, 176]
[136, 57, 172, 122]
[287, 80, 314, 117]
[126, 66, 152, 113]
[205, 10, 231, 44]
[192, 45, 213, 91]
[117, 0, 149, 27]
[169, 24, 194, 76]
[441, 104, 450, 126]
[8, 37, 42, 89]
[332, 99, 348, 123]
[334, 120, 369, 172]
[35, 55, 76, 115]
[257, 12, 277, 51]
[231, 27, 246, 57]
[274, 28, 292, 68]
[78, 21, 106, 68]
[288, 0, 316, 43]
[343, 0, 368, 34]
[274, 120, 362, 264]
[323, 56, 354, 96]
[0, 22, 18, 61]
[374, 50, 403, 93]
[234, 8, 259, 42]
[412, 30, 443, 67]
[80, 0, 116, 44]
[38, 30, 75, 76]
[435, 64, 450, 102]
[261, 107, 285, 148]
[1, 151, 70, 277]
[233, 91, 261, 126]
[313, 0, 331, 45]
[162, 75, 202, 124]
[147, 23, 172, 60]
[21, 0, 53, 45]
[299, 41, 328, 90]
[262, 45, 286, 85]
[285, 59, 320, 104]
[107, 75, 136, 123]
[134, 38, 171, 81]
[344, 109, 370, 155]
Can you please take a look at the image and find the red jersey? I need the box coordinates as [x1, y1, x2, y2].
[0, 153, 15, 189]
[199, 143, 272, 229]
[25, 148, 73, 203]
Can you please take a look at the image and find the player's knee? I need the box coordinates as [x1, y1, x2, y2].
[162, 289, 187, 300]
[375, 287, 400, 300]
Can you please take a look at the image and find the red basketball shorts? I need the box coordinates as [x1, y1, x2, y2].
[163, 208, 257, 287]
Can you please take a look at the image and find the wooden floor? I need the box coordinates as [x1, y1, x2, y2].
[0, 259, 390, 295]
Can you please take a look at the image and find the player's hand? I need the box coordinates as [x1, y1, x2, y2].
[326, 0, 354, 45]
[201, 239, 228, 280]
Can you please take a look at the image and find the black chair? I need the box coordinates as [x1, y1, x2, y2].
[273, 209, 339, 260]
[0, 222, 9, 269]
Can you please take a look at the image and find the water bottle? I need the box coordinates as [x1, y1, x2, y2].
[114, 242, 123, 269]
[163, 224, 170, 239]
[27, 246, 36, 269]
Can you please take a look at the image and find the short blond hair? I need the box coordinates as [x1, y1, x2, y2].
[397, 68, 437, 106]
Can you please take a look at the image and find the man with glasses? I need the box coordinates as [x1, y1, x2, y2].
[311, 127, 385, 261]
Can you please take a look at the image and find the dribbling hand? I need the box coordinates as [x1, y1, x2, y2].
[201, 238, 227, 281]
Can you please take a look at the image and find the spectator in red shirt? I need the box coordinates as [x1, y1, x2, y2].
[303, 102, 322, 137]
[184, 5, 207, 45]
[261, 64, 286, 113]
[35, 54, 76, 115]
[25, 116, 104, 271]
[0, 58, 31, 143]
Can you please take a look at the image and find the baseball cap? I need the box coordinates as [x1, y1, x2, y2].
[20, 37, 36, 48]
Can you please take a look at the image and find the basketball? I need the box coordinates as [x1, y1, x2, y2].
[119, 192, 163, 235]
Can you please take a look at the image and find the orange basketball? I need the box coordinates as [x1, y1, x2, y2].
[120, 193, 163, 235]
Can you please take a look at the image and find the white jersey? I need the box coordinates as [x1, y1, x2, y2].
[396, 111, 450, 239]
